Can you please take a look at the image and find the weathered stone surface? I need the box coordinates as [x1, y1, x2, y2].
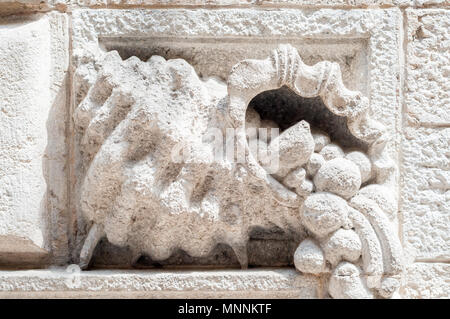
[319, 143, 345, 161]
[402, 9, 449, 268]
[345, 151, 372, 183]
[68, 0, 448, 9]
[0, 0, 447, 300]
[294, 239, 328, 275]
[328, 262, 374, 299]
[314, 158, 362, 199]
[406, 9, 450, 126]
[0, 1, 62, 16]
[72, 9, 402, 159]
[401, 127, 450, 262]
[0, 268, 319, 298]
[358, 184, 397, 220]
[74, 49, 319, 269]
[322, 228, 362, 266]
[270, 120, 314, 177]
[74, 42, 384, 270]
[302, 193, 349, 237]
[69, 9, 404, 300]
[306, 153, 325, 178]
[402, 263, 450, 299]
[0, 13, 68, 266]
[311, 129, 330, 153]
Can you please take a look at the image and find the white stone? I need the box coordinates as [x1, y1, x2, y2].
[379, 277, 401, 299]
[71, 9, 402, 161]
[358, 184, 397, 220]
[13, 7, 405, 299]
[269, 120, 314, 178]
[296, 179, 315, 197]
[401, 127, 450, 262]
[294, 239, 327, 275]
[302, 192, 348, 237]
[402, 263, 450, 299]
[350, 195, 404, 277]
[0, 13, 68, 266]
[319, 143, 345, 161]
[314, 158, 362, 199]
[311, 129, 330, 152]
[0, 268, 319, 299]
[306, 153, 326, 177]
[328, 262, 374, 299]
[75, 48, 328, 269]
[283, 167, 306, 190]
[405, 9, 450, 126]
[345, 151, 373, 183]
[68, 0, 421, 8]
[0, 0, 448, 300]
[322, 228, 362, 266]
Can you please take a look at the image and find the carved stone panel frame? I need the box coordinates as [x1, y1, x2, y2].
[71, 8, 403, 298]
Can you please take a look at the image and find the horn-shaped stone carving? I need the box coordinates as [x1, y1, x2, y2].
[75, 44, 403, 299]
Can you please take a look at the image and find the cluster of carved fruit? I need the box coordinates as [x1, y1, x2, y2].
[244, 106, 392, 298]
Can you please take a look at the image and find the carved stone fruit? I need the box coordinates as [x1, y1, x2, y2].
[302, 192, 348, 237]
[329, 262, 374, 299]
[269, 120, 314, 178]
[314, 158, 361, 199]
[306, 153, 326, 177]
[311, 129, 330, 152]
[345, 151, 372, 183]
[319, 143, 344, 161]
[294, 239, 327, 275]
[283, 167, 306, 189]
[322, 228, 362, 266]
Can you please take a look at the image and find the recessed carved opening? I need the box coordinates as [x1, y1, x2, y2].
[91, 237, 299, 269]
[247, 86, 368, 151]
[78, 43, 379, 272]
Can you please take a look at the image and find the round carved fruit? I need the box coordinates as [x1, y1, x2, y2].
[322, 228, 362, 266]
[302, 192, 349, 237]
[329, 262, 374, 299]
[314, 158, 361, 199]
[294, 239, 327, 274]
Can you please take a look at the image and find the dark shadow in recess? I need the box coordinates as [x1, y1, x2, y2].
[90, 233, 300, 269]
[248, 86, 368, 151]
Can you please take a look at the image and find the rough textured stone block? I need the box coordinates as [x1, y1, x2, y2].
[401, 127, 450, 262]
[402, 263, 450, 298]
[0, 268, 319, 298]
[406, 9, 450, 126]
[0, 13, 68, 266]
[68, 0, 449, 8]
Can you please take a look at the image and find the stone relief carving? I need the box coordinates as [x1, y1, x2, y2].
[74, 44, 403, 298]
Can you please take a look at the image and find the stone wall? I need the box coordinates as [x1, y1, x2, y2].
[0, 0, 448, 298]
